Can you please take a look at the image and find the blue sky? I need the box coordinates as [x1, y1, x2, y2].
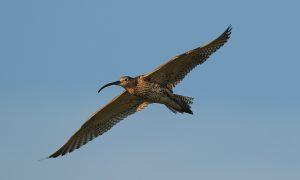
[1, 0, 299, 179]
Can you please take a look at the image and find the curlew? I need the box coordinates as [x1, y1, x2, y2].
[49, 26, 232, 158]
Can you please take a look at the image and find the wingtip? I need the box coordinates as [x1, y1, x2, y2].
[48, 149, 67, 158]
[48, 149, 71, 158]
[227, 24, 232, 30]
[48, 153, 58, 159]
[226, 25, 232, 37]
[38, 152, 61, 160]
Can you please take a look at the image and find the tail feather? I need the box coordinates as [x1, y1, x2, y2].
[166, 94, 194, 114]
[165, 104, 192, 114]
[174, 95, 194, 105]
[166, 106, 178, 114]
[183, 106, 193, 115]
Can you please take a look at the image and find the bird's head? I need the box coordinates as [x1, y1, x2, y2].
[98, 76, 134, 93]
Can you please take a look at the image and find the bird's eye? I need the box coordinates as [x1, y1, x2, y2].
[124, 78, 128, 81]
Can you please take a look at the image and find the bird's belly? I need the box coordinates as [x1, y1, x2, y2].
[144, 90, 165, 103]
[135, 84, 172, 104]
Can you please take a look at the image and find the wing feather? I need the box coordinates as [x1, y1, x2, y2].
[145, 26, 231, 88]
[49, 91, 149, 158]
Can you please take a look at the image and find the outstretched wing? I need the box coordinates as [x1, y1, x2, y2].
[49, 91, 149, 158]
[145, 26, 231, 89]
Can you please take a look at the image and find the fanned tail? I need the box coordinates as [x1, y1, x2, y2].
[165, 94, 194, 114]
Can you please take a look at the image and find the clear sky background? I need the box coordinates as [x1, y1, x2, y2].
[1, 0, 299, 180]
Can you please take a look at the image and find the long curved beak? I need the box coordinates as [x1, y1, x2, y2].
[98, 81, 120, 93]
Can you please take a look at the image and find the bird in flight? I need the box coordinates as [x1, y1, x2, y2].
[49, 26, 232, 158]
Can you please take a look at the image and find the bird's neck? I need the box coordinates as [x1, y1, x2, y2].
[124, 78, 138, 94]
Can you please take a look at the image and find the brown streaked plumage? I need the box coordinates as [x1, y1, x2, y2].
[49, 26, 232, 158]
